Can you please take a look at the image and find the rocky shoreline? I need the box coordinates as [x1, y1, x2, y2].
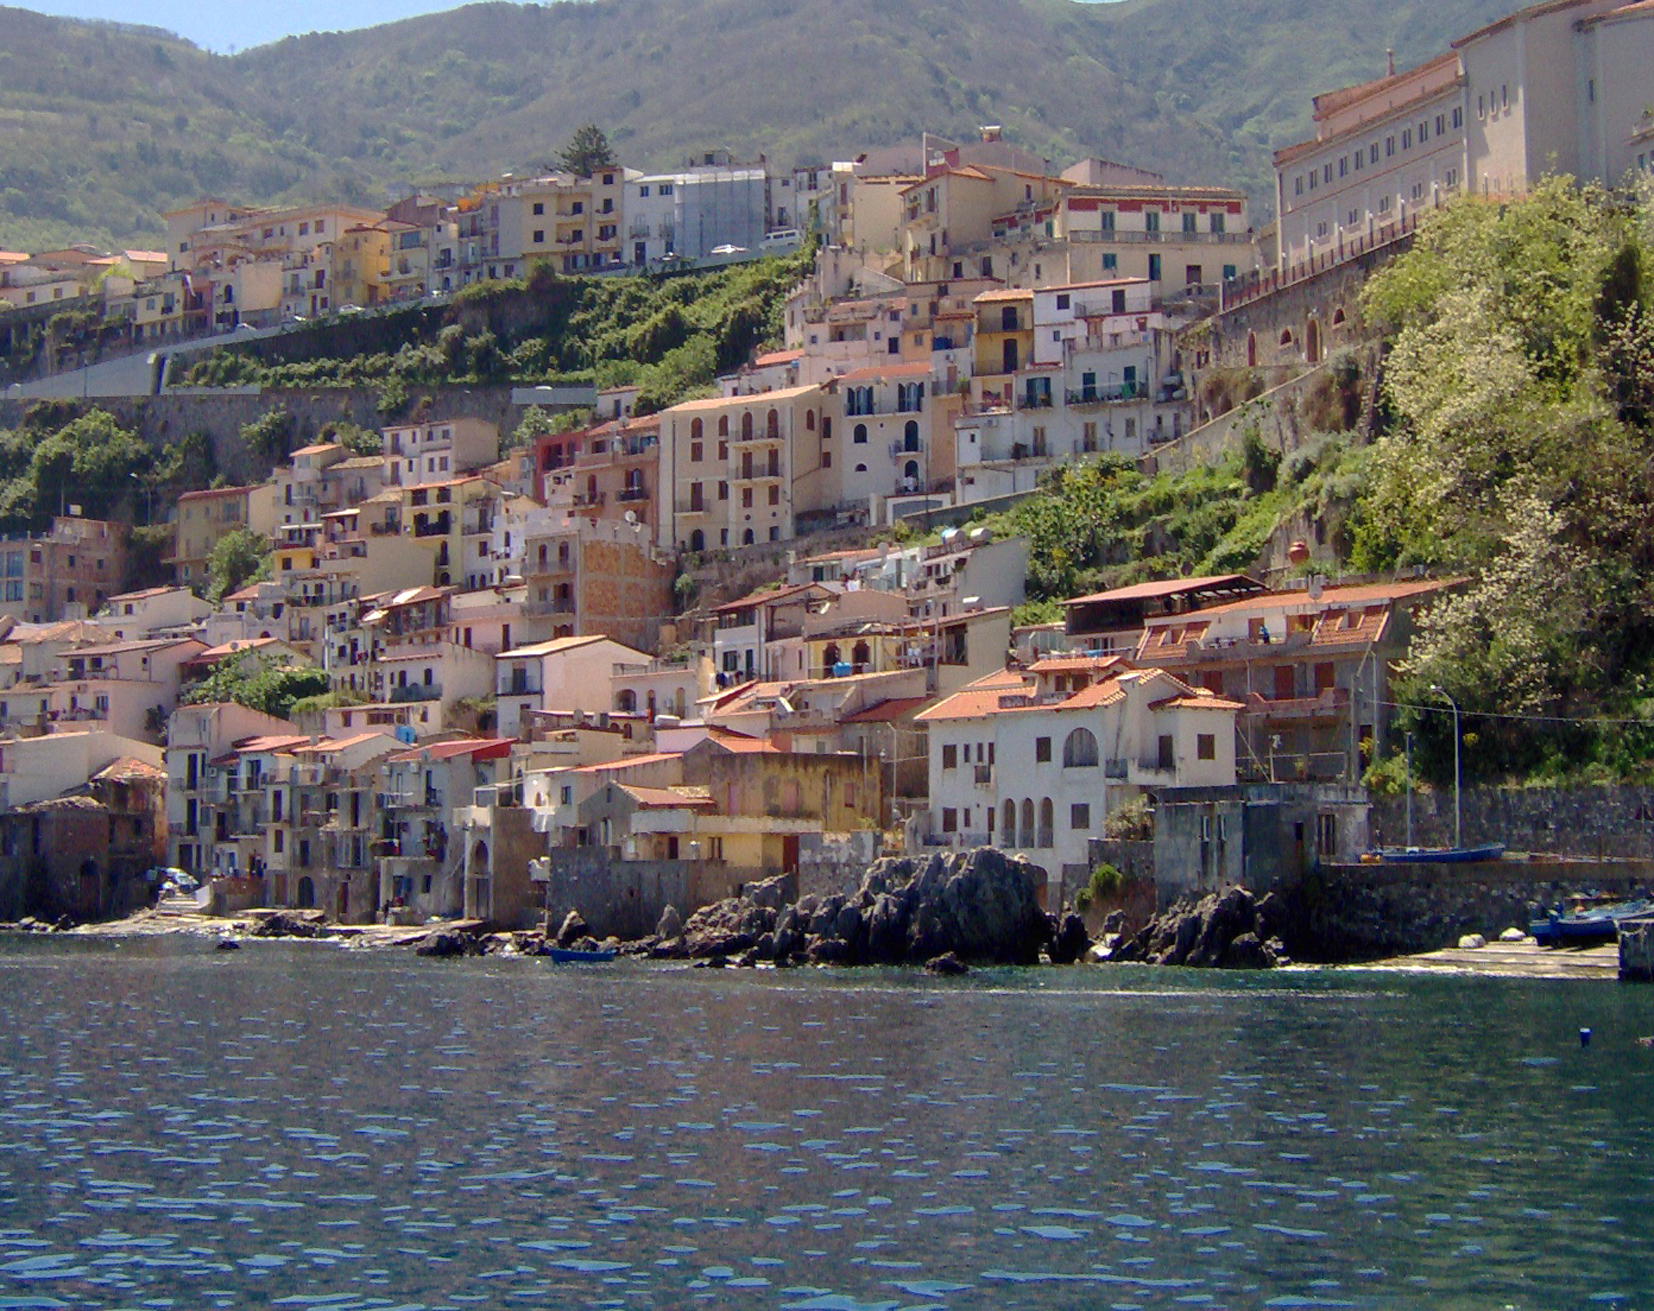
[20, 848, 1412, 974]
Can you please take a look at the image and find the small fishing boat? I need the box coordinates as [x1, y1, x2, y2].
[1377, 843, 1506, 864]
[1530, 899, 1654, 947]
[542, 945, 618, 963]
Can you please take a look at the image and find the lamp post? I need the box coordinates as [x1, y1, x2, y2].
[1430, 685, 1461, 850]
[129, 472, 153, 525]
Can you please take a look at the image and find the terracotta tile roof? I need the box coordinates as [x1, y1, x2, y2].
[497, 634, 616, 659]
[386, 737, 514, 764]
[91, 756, 165, 782]
[665, 383, 822, 413]
[838, 696, 931, 724]
[836, 361, 933, 382]
[177, 484, 260, 502]
[705, 727, 782, 753]
[1064, 574, 1261, 607]
[1142, 577, 1457, 625]
[569, 751, 681, 775]
[754, 349, 803, 366]
[234, 734, 312, 756]
[914, 669, 1031, 723]
[292, 731, 400, 754]
[289, 443, 344, 458]
[712, 581, 833, 614]
[617, 783, 716, 809]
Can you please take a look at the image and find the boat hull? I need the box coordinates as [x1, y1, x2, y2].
[1377, 843, 1506, 864]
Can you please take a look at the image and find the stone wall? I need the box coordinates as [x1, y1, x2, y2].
[1369, 786, 1654, 861]
[1619, 914, 1654, 981]
[1286, 858, 1654, 961]
[538, 849, 771, 940]
[0, 385, 531, 486]
[796, 830, 882, 900]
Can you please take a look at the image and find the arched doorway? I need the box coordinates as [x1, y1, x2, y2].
[689, 529, 705, 552]
[296, 876, 316, 909]
[1246, 331, 1257, 367]
[1001, 800, 1016, 848]
[1305, 318, 1321, 364]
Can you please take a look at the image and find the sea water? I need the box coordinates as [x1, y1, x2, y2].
[0, 935, 1650, 1309]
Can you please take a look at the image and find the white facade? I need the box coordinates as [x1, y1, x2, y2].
[623, 164, 769, 265]
[917, 664, 1239, 899]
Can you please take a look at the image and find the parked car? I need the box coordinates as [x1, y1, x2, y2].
[710, 244, 747, 256]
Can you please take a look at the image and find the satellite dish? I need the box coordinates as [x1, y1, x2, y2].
[624, 510, 638, 524]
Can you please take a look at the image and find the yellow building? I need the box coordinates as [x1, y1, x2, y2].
[168, 483, 278, 588]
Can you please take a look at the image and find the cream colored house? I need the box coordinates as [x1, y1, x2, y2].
[918, 662, 1240, 902]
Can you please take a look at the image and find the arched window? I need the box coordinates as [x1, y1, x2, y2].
[616, 688, 637, 712]
[766, 408, 780, 439]
[741, 411, 754, 440]
[851, 640, 870, 668]
[805, 410, 815, 430]
[1038, 798, 1054, 848]
[718, 415, 729, 437]
[557, 541, 570, 567]
[823, 642, 841, 673]
[1062, 727, 1099, 767]
[1001, 799, 1016, 849]
[903, 460, 920, 484]
[1279, 328, 1294, 346]
[742, 528, 754, 545]
[903, 419, 920, 452]
[854, 463, 867, 473]
[854, 424, 868, 444]
[691, 417, 703, 443]
[689, 528, 705, 552]
[1020, 799, 1035, 848]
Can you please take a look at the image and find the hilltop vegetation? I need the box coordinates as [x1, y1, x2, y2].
[180, 249, 812, 415]
[0, 0, 1517, 249]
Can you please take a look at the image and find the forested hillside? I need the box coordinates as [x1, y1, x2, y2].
[0, 0, 1517, 249]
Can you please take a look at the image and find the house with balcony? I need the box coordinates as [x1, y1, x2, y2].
[709, 581, 839, 683]
[96, 586, 214, 641]
[164, 702, 301, 876]
[381, 419, 499, 489]
[1061, 575, 1266, 658]
[375, 737, 514, 921]
[47, 636, 208, 741]
[167, 484, 277, 586]
[659, 384, 830, 552]
[917, 660, 1240, 904]
[1131, 577, 1460, 784]
[496, 634, 651, 739]
[363, 642, 493, 714]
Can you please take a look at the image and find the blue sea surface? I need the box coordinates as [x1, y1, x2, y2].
[0, 935, 1650, 1309]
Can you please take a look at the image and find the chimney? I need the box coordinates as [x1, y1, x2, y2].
[1386, 48, 1395, 77]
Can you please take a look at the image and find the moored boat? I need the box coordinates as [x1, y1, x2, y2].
[542, 945, 618, 963]
[1377, 843, 1506, 864]
[1530, 898, 1654, 947]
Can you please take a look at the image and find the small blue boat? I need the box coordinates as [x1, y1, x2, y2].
[542, 945, 617, 963]
[1530, 899, 1654, 947]
[1378, 843, 1506, 864]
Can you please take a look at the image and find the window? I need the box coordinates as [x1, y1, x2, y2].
[1501, 84, 1508, 111]
[1055, 293, 1070, 310]
[1100, 210, 1115, 231]
[690, 442, 702, 462]
[942, 743, 957, 769]
[1197, 733, 1215, 761]
[533, 202, 544, 215]
[532, 230, 544, 244]
[942, 808, 958, 833]
[1182, 211, 1197, 233]
[1435, 113, 1445, 135]
[1145, 210, 1160, 233]
[1418, 120, 1428, 143]
[1323, 164, 1332, 183]
[1308, 171, 1317, 192]
[1071, 803, 1091, 830]
[1370, 143, 1379, 165]
[1353, 151, 1363, 173]
[1452, 106, 1463, 129]
[1294, 176, 1304, 197]
[1210, 213, 1225, 234]
[1338, 157, 1347, 178]
[1101, 253, 1117, 272]
[1148, 254, 1161, 281]
[1035, 736, 1051, 763]
[1401, 128, 1412, 150]
[1385, 135, 1395, 158]
[1478, 93, 1486, 119]
[853, 423, 868, 444]
[1062, 727, 1099, 767]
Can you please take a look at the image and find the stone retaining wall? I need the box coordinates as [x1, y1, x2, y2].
[1289, 858, 1654, 961]
[1370, 786, 1654, 861]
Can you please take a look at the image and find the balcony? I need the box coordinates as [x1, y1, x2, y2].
[675, 499, 709, 516]
[571, 491, 605, 508]
[1065, 381, 1145, 406]
[1243, 687, 1348, 720]
[731, 426, 783, 445]
[519, 597, 574, 617]
[388, 683, 442, 704]
[1015, 391, 1054, 411]
[615, 485, 649, 503]
[733, 463, 782, 482]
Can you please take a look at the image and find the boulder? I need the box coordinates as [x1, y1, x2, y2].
[214, 938, 241, 952]
[247, 910, 326, 939]
[1458, 933, 1487, 950]
[1220, 932, 1274, 969]
[1049, 913, 1091, 965]
[555, 909, 591, 948]
[924, 951, 969, 976]
[1499, 926, 1528, 943]
[1111, 886, 1276, 969]
[416, 930, 469, 958]
[656, 904, 684, 940]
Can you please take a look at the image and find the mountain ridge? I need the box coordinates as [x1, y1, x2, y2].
[0, 0, 1519, 250]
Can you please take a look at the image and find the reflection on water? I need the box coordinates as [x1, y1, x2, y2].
[0, 936, 1650, 1309]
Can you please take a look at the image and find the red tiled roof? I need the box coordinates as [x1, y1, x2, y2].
[913, 669, 1030, 723]
[386, 737, 514, 764]
[569, 751, 681, 775]
[839, 696, 931, 724]
[705, 727, 781, 753]
[1065, 574, 1261, 607]
[836, 361, 934, 382]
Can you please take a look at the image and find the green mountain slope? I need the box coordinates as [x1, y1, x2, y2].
[0, 0, 1519, 250]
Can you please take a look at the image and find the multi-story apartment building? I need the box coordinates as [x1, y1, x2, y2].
[495, 169, 625, 274]
[169, 483, 278, 586]
[381, 419, 499, 490]
[623, 157, 770, 265]
[1274, 0, 1654, 269]
[658, 384, 830, 552]
[164, 702, 300, 875]
[0, 517, 128, 624]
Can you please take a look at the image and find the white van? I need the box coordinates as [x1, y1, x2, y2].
[760, 229, 802, 250]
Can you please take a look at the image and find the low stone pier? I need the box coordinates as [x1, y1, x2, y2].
[1619, 914, 1654, 981]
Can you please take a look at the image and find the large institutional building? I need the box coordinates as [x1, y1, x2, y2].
[1274, 0, 1654, 267]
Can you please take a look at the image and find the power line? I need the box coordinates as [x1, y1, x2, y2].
[1378, 696, 1654, 728]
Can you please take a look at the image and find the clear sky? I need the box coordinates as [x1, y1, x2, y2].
[23, 0, 471, 52]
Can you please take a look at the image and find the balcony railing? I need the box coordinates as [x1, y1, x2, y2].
[615, 486, 649, 503]
[1015, 392, 1054, 410]
[388, 683, 442, 703]
[1065, 381, 1145, 405]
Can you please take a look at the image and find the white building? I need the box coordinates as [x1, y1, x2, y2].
[916, 660, 1240, 903]
[1274, 0, 1654, 269]
[623, 158, 770, 265]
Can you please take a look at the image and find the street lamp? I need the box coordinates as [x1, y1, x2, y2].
[1430, 684, 1461, 850]
[128, 472, 153, 525]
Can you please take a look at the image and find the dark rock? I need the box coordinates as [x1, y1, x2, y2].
[1220, 932, 1276, 969]
[924, 951, 969, 976]
[555, 909, 591, 948]
[807, 937, 849, 964]
[416, 930, 469, 958]
[755, 932, 777, 960]
[1049, 913, 1091, 965]
[247, 910, 326, 939]
[214, 938, 241, 952]
[656, 904, 683, 940]
[1102, 908, 1127, 936]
